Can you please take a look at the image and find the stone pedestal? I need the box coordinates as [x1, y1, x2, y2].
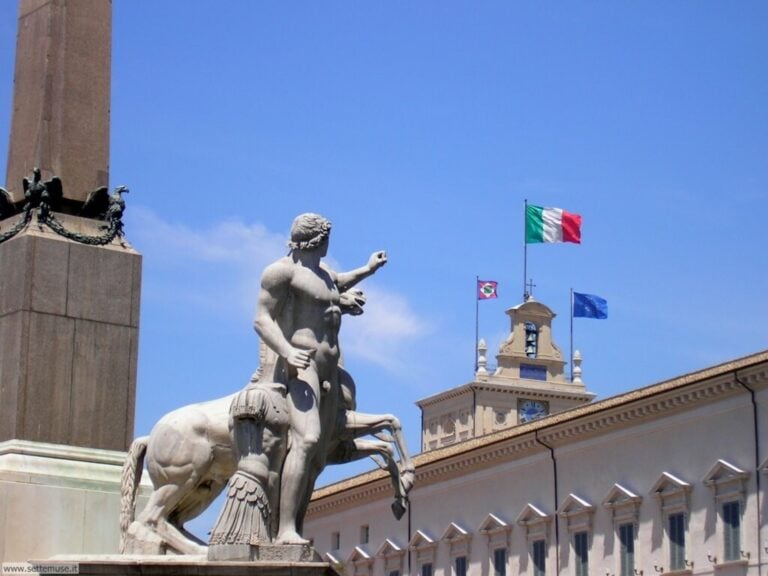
[33, 556, 339, 576]
[208, 544, 322, 563]
[0, 439, 151, 562]
[0, 218, 141, 451]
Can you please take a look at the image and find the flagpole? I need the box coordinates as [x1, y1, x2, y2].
[570, 288, 574, 383]
[523, 199, 528, 301]
[474, 276, 479, 373]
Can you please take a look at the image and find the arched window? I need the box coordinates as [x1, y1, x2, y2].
[525, 322, 538, 358]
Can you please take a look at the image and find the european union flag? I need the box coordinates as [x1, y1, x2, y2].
[573, 292, 608, 319]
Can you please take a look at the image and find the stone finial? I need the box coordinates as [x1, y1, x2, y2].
[477, 338, 488, 376]
[572, 350, 583, 383]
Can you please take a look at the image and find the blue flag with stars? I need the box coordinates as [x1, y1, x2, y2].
[573, 292, 608, 319]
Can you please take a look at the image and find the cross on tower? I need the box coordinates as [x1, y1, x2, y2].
[524, 279, 536, 301]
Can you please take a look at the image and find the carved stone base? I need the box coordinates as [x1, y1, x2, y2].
[0, 440, 151, 562]
[121, 521, 166, 555]
[42, 555, 338, 576]
[0, 226, 141, 451]
[208, 543, 321, 563]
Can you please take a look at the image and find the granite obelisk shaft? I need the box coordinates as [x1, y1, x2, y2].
[5, 0, 111, 202]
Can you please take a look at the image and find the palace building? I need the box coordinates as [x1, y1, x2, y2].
[303, 298, 768, 576]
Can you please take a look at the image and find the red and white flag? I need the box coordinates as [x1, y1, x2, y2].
[477, 280, 498, 300]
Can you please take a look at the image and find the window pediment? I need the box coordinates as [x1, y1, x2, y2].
[478, 513, 511, 535]
[557, 493, 595, 532]
[409, 530, 437, 565]
[409, 530, 437, 551]
[348, 546, 373, 564]
[703, 459, 747, 483]
[478, 513, 511, 549]
[376, 539, 405, 573]
[603, 483, 642, 507]
[516, 503, 552, 541]
[441, 522, 471, 542]
[557, 493, 594, 515]
[348, 546, 374, 576]
[651, 472, 691, 495]
[325, 552, 342, 565]
[602, 483, 642, 524]
[376, 538, 404, 559]
[516, 503, 549, 524]
[650, 472, 691, 513]
[703, 459, 749, 502]
[441, 522, 472, 555]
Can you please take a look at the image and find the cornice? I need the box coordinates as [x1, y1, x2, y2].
[417, 379, 595, 409]
[534, 375, 743, 447]
[416, 384, 474, 407]
[308, 350, 768, 519]
[310, 472, 394, 516]
[472, 382, 595, 402]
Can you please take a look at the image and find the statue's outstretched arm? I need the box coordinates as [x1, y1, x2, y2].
[335, 250, 387, 292]
[254, 263, 312, 370]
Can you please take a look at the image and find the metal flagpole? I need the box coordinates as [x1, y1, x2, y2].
[570, 288, 574, 382]
[475, 276, 480, 373]
[523, 199, 528, 300]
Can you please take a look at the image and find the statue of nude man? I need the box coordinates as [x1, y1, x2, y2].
[254, 213, 387, 544]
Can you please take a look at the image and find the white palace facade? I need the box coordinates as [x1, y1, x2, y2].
[303, 299, 768, 576]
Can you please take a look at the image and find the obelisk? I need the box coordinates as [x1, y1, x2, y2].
[0, 0, 139, 451]
[0, 1, 144, 560]
[5, 0, 111, 204]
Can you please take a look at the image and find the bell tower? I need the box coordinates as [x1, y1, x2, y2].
[497, 298, 567, 382]
[417, 297, 594, 452]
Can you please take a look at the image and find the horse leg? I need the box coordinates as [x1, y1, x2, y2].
[342, 411, 416, 495]
[135, 483, 208, 555]
[170, 477, 228, 546]
[139, 445, 218, 553]
[386, 419, 415, 495]
[336, 438, 409, 520]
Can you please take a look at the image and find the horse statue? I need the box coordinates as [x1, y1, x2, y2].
[120, 296, 414, 555]
[121, 213, 415, 556]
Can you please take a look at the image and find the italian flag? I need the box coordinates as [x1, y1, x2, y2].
[525, 204, 582, 244]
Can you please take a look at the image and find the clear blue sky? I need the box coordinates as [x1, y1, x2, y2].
[1, 2, 766, 537]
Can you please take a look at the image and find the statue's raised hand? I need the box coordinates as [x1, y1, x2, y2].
[368, 250, 388, 273]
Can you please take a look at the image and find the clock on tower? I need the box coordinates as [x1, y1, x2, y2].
[518, 399, 549, 423]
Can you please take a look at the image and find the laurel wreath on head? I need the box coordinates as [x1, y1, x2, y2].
[287, 219, 332, 251]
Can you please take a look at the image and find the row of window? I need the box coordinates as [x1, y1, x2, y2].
[333, 497, 744, 576]
[327, 460, 756, 576]
[506, 502, 737, 576]
[409, 503, 738, 576]
[448, 502, 739, 576]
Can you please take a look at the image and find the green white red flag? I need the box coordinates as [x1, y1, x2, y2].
[477, 280, 498, 300]
[526, 204, 582, 244]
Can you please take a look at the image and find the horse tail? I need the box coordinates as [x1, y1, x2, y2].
[119, 436, 149, 553]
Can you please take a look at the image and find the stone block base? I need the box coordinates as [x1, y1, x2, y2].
[0, 225, 141, 451]
[41, 556, 339, 576]
[208, 543, 322, 563]
[0, 440, 151, 562]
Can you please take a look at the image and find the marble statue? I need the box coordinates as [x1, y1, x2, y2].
[120, 213, 414, 557]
